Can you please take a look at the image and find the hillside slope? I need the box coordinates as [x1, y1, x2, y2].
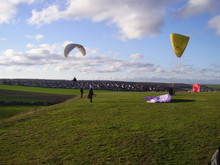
[1, 91, 220, 164]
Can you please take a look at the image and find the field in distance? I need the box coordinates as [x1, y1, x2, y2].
[0, 85, 77, 119]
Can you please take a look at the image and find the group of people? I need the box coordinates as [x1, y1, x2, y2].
[79, 85, 175, 103]
[80, 85, 94, 102]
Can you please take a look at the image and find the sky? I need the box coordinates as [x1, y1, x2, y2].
[0, 0, 220, 84]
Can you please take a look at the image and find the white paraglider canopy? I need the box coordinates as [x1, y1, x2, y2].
[64, 43, 86, 57]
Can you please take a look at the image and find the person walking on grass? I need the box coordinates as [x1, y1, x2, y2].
[80, 87, 84, 98]
[88, 87, 94, 102]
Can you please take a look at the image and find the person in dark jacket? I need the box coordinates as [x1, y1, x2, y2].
[80, 87, 84, 98]
[168, 86, 175, 95]
[73, 77, 77, 82]
[88, 88, 94, 102]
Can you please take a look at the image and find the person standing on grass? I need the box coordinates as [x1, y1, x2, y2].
[168, 86, 175, 95]
[80, 87, 84, 98]
[88, 87, 94, 102]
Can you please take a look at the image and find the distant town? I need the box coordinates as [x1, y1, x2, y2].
[0, 78, 218, 92]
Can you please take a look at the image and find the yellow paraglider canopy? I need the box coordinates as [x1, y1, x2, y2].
[170, 33, 190, 58]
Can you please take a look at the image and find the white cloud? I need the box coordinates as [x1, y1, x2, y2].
[99, 62, 125, 73]
[0, 0, 35, 24]
[3, 49, 18, 57]
[0, 37, 7, 41]
[35, 34, 44, 40]
[212, 63, 220, 69]
[130, 53, 143, 59]
[174, 0, 220, 37]
[0, 41, 164, 76]
[0, 2, 17, 24]
[27, 0, 176, 40]
[178, 0, 220, 17]
[26, 0, 220, 40]
[0, 41, 219, 83]
[25, 34, 44, 40]
[170, 63, 195, 74]
[1, 0, 220, 41]
[26, 43, 36, 48]
[27, 5, 62, 26]
[5, 66, 23, 72]
[128, 61, 159, 73]
[0, 42, 62, 66]
[208, 15, 220, 35]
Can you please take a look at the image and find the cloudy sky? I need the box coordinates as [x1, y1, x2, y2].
[0, 0, 220, 84]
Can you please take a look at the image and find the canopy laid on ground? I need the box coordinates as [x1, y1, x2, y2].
[64, 43, 86, 57]
[170, 33, 190, 58]
[142, 94, 171, 103]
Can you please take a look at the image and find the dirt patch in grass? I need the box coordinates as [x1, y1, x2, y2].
[0, 89, 76, 105]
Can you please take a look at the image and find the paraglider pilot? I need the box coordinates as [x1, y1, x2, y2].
[73, 77, 77, 82]
[88, 87, 94, 102]
[168, 86, 175, 95]
[80, 87, 84, 98]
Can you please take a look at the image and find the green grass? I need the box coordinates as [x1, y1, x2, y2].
[205, 84, 220, 89]
[0, 84, 84, 95]
[0, 95, 44, 120]
[0, 85, 78, 120]
[0, 105, 39, 120]
[0, 95, 42, 103]
[0, 86, 220, 164]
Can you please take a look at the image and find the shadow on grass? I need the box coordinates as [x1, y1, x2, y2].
[171, 99, 195, 103]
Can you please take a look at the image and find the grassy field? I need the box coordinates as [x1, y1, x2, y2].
[205, 84, 220, 90]
[0, 85, 220, 164]
[0, 85, 76, 120]
[0, 85, 82, 95]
